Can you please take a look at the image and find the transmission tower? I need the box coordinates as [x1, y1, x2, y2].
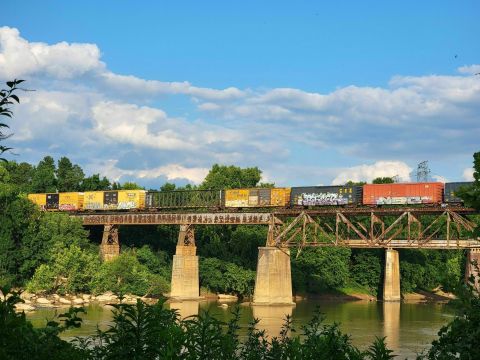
[416, 161, 431, 182]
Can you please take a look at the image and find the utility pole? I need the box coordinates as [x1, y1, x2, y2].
[416, 161, 431, 182]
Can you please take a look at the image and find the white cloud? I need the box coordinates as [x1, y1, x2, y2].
[1, 27, 478, 187]
[458, 64, 480, 75]
[87, 159, 208, 184]
[463, 167, 474, 181]
[432, 175, 448, 183]
[0, 27, 104, 79]
[332, 161, 412, 185]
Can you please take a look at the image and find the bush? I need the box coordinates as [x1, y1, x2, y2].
[27, 245, 99, 294]
[292, 247, 351, 292]
[351, 250, 382, 295]
[91, 250, 170, 297]
[200, 257, 256, 296]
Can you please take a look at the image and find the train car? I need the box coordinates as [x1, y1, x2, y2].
[146, 189, 222, 208]
[27, 192, 84, 211]
[363, 182, 444, 205]
[224, 188, 291, 207]
[290, 186, 363, 206]
[444, 182, 473, 204]
[84, 190, 146, 210]
[27, 193, 48, 210]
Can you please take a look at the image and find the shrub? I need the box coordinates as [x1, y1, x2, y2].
[91, 250, 170, 296]
[200, 257, 256, 296]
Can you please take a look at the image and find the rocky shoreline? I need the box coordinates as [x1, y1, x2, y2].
[11, 291, 159, 312]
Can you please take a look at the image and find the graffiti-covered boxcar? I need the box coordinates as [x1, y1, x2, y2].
[290, 186, 363, 206]
[444, 182, 473, 204]
[224, 188, 291, 207]
[363, 183, 444, 205]
[84, 190, 146, 210]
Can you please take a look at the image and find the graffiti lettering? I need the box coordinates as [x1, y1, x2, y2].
[375, 196, 432, 205]
[296, 192, 348, 206]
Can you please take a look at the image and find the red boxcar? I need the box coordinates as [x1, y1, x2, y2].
[363, 183, 444, 205]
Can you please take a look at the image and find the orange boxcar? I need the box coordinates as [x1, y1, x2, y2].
[363, 183, 444, 205]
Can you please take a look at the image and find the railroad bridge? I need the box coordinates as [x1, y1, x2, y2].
[76, 207, 480, 303]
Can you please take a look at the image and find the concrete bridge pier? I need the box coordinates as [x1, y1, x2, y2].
[465, 249, 480, 290]
[170, 224, 201, 300]
[100, 224, 120, 261]
[383, 248, 401, 301]
[253, 247, 294, 305]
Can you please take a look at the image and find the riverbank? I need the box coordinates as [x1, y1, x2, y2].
[8, 286, 455, 313]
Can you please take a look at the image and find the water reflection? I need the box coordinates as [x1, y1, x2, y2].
[383, 302, 400, 352]
[168, 300, 200, 319]
[252, 305, 294, 338]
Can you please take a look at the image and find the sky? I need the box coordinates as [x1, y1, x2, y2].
[1, 1, 479, 188]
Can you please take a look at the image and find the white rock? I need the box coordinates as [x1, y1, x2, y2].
[15, 303, 35, 312]
[20, 292, 35, 301]
[82, 294, 91, 301]
[219, 303, 229, 309]
[53, 294, 60, 300]
[218, 294, 238, 300]
[36, 297, 53, 305]
[72, 298, 84, 305]
[59, 298, 72, 305]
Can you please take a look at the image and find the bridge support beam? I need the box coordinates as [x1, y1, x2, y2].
[383, 248, 401, 301]
[170, 225, 201, 299]
[465, 249, 480, 290]
[253, 247, 294, 305]
[100, 225, 120, 261]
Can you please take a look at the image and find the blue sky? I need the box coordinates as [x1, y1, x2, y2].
[1, 1, 479, 187]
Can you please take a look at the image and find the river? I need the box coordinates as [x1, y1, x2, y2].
[27, 299, 454, 358]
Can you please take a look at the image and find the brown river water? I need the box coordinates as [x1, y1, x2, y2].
[27, 299, 454, 359]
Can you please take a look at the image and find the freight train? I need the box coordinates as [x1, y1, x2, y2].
[27, 182, 473, 211]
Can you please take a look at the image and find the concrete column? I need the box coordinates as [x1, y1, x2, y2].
[383, 248, 401, 301]
[465, 249, 480, 290]
[170, 225, 201, 300]
[100, 224, 120, 261]
[253, 247, 294, 305]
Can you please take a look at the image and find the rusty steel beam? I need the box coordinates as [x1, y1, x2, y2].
[78, 212, 274, 225]
[273, 207, 476, 216]
[281, 239, 480, 249]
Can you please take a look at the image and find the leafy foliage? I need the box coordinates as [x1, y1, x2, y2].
[199, 257, 256, 296]
[90, 250, 170, 297]
[0, 80, 24, 162]
[200, 164, 262, 189]
[372, 177, 395, 184]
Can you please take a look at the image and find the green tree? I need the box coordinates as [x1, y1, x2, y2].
[3, 161, 34, 193]
[120, 181, 144, 190]
[56, 157, 84, 192]
[458, 151, 480, 212]
[81, 174, 111, 191]
[31, 156, 57, 193]
[19, 212, 91, 282]
[201, 164, 262, 189]
[345, 180, 367, 186]
[0, 80, 24, 162]
[292, 247, 351, 293]
[372, 177, 394, 184]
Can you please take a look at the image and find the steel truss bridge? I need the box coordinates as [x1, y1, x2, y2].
[76, 207, 480, 250]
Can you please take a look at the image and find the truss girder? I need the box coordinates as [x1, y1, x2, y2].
[271, 210, 479, 249]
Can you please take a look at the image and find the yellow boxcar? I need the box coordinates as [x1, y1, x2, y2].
[28, 193, 47, 210]
[84, 190, 146, 210]
[225, 189, 250, 207]
[225, 188, 291, 207]
[271, 188, 291, 207]
[59, 192, 84, 211]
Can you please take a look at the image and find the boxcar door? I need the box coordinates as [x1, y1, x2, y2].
[46, 193, 59, 210]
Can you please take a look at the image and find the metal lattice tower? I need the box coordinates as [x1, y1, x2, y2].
[416, 161, 431, 182]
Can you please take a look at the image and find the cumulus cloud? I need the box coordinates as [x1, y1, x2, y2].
[332, 161, 412, 185]
[463, 168, 474, 181]
[1, 26, 476, 187]
[86, 159, 208, 184]
[0, 26, 104, 79]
